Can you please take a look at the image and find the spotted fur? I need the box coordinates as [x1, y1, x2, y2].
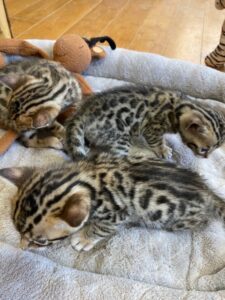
[66, 85, 225, 159]
[0, 59, 82, 149]
[1, 153, 225, 251]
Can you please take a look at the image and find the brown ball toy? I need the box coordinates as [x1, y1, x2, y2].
[53, 34, 92, 73]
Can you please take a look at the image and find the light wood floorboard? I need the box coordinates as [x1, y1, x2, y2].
[4, 0, 225, 64]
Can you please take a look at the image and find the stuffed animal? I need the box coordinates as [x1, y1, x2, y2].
[0, 34, 116, 71]
[53, 35, 116, 73]
[0, 34, 116, 154]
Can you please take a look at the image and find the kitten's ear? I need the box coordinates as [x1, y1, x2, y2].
[32, 109, 52, 128]
[181, 112, 208, 136]
[0, 74, 34, 90]
[32, 107, 59, 128]
[60, 192, 90, 227]
[0, 167, 33, 187]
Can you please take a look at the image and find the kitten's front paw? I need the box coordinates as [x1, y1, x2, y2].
[161, 144, 173, 159]
[48, 137, 64, 150]
[152, 144, 173, 159]
[19, 136, 63, 150]
[71, 231, 102, 252]
[54, 128, 65, 142]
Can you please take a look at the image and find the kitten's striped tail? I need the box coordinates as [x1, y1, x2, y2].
[213, 196, 225, 225]
[215, 0, 225, 10]
[205, 1, 225, 69]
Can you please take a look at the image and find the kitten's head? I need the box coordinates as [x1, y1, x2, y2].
[0, 167, 91, 249]
[179, 109, 223, 158]
[0, 74, 59, 131]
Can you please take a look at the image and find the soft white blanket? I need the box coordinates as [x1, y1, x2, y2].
[1, 41, 225, 300]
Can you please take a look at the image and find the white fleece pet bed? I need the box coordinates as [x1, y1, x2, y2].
[1, 41, 225, 300]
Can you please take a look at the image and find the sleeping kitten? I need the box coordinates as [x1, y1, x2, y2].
[65, 85, 225, 159]
[0, 59, 81, 149]
[1, 153, 225, 252]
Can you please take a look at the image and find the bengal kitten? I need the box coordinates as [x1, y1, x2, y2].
[1, 153, 225, 252]
[65, 85, 225, 159]
[0, 59, 81, 149]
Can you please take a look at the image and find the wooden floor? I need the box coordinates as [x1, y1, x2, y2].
[4, 0, 225, 64]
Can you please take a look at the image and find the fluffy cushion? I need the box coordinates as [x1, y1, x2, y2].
[1, 43, 225, 299]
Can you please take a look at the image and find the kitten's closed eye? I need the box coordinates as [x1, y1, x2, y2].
[187, 143, 197, 150]
[30, 235, 69, 248]
[32, 239, 49, 246]
[48, 236, 69, 242]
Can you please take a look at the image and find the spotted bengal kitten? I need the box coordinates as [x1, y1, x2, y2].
[66, 85, 225, 160]
[0, 59, 81, 149]
[1, 153, 225, 252]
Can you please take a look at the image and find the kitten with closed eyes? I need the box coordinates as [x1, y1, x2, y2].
[0, 59, 81, 149]
[65, 85, 225, 160]
[1, 153, 225, 252]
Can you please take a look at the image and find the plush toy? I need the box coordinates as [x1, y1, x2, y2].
[0, 35, 116, 71]
[53, 35, 116, 73]
[0, 34, 116, 154]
